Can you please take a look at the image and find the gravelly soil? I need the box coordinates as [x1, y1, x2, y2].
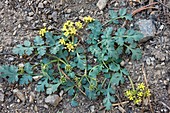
[0, 0, 170, 113]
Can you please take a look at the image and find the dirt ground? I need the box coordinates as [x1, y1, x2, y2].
[0, 0, 170, 113]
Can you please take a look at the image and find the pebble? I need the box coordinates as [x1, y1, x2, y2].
[43, 1, 48, 4]
[8, 57, 14, 61]
[120, 60, 125, 66]
[45, 95, 62, 106]
[146, 57, 151, 65]
[34, 105, 38, 112]
[155, 64, 162, 70]
[13, 89, 25, 102]
[18, 24, 21, 28]
[80, 9, 84, 13]
[168, 86, 170, 94]
[97, 0, 108, 10]
[136, 19, 156, 43]
[51, 11, 58, 22]
[27, 17, 34, 21]
[28, 12, 34, 16]
[29, 92, 35, 103]
[90, 105, 95, 112]
[13, 30, 17, 36]
[43, 104, 49, 109]
[38, 2, 44, 8]
[0, 92, 4, 102]
[66, 9, 72, 13]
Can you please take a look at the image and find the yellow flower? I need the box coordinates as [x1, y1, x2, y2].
[59, 38, 66, 45]
[75, 21, 83, 29]
[83, 16, 94, 23]
[64, 30, 70, 37]
[66, 42, 75, 52]
[125, 90, 131, 96]
[65, 64, 71, 71]
[145, 89, 151, 97]
[62, 25, 68, 31]
[137, 91, 143, 97]
[137, 83, 145, 90]
[69, 27, 77, 35]
[129, 95, 134, 100]
[64, 20, 74, 27]
[134, 98, 142, 104]
[39, 28, 48, 37]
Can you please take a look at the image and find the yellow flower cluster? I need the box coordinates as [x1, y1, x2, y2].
[125, 83, 151, 104]
[83, 16, 95, 23]
[39, 28, 48, 37]
[59, 38, 77, 52]
[62, 20, 83, 37]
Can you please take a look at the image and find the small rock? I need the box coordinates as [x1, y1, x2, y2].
[38, 2, 44, 8]
[17, 99, 20, 103]
[27, 17, 34, 21]
[51, 11, 58, 22]
[13, 89, 25, 102]
[13, 30, 17, 36]
[28, 12, 34, 16]
[80, 9, 84, 13]
[0, 92, 4, 102]
[97, 0, 108, 10]
[45, 95, 62, 106]
[34, 105, 38, 112]
[136, 19, 156, 43]
[59, 90, 64, 97]
[155, 64, 162, 70]
[120, 60, 125, 67]
[29, 92, 35, 103]
[168, 86, 170, 94]
[90, 105, 95, 112]
[43, 1, 48, 4]
[146, 57, 151, 65]
[66, 9, 72, 13]
[8, 57, 14, 61]
[43, 104, 49, 109]
[33, 75, 43, 81]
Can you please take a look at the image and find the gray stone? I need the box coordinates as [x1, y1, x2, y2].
[28, 12, 34, 16]
[0, 92, 4, 102]
[51, 11, 58, 22]
[90, 105, 95, 112]
[27, 17, 34, 21]
[97, 0, 108, 10]
[136, 19, 156, 43]
[66, 9, 72, 13]
[13, 89, 25, 102]
[38, 3, 44, 8]
[146, 57, 151, 65]
[45, 95, 62, 106]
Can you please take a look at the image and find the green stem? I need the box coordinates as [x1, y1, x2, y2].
[127, 75, 135, 90]
[103, 16, 125, 26]
[46, 53, 67, 64]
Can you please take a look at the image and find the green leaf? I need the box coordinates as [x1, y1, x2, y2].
[36, 77, 49, 92]
[119, 8, 126, 16]
[19, 74, 32, 85]
[45, 32, 56, 46]
[70, 100, 78, 107]
[25, 47, 34, 55]
[50, 43, 60, 54]
[121, 68, 129, 76]
[124, 14, 133, 20]
[34, 36, 44, 46]
[37, 46, 46, 56]
[24, 63, 33, 74]
[0, 65, 18, 83]
[109, 10, 118, 19]
[109, 63, 120, 72]
[68, 88, 75, 96]
[111, 72, 124, 85]
[115, 37, 124, 46]
[12, 44, 25, 56]
[74, 53, 86, 70]
[131, 48, 142, 60]
[46, 82, 61, 94]
[101, 27, 113, 39]
[24, 40, 31, 47]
